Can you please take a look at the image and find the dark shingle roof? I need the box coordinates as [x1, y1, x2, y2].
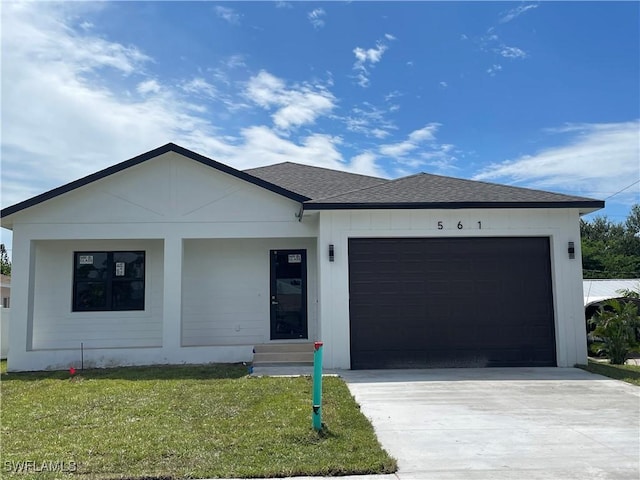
[244, 162, 387, 200]
[1, 144, 604, 224]
[303, 172, 604, 210]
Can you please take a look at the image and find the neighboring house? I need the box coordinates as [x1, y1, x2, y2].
[583, 279, 640, 305]
[0, 274, 10, 359]
[0, 143, 603, 371]
[583, 279, 640, 326]
[0, 274, 9, 308]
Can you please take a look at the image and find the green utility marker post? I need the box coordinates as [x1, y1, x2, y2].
[312, 341, 324, 431]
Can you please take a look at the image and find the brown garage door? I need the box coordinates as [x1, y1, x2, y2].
[348, 237, 556, 369]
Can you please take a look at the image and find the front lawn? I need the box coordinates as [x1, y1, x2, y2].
[577, 359, 640, 386]
[1, 362, 396, 479]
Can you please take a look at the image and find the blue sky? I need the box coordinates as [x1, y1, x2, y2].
[1, 1, 639, 254]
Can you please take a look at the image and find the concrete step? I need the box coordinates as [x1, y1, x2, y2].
[253, 342, 315, 366]
[253, 342, 315, 354]
[253, 352, 314, 365]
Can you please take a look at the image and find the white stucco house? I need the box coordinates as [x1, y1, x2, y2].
[0, 274, 10, 309]
[1, 143, 603, 371]
[0, 274, 10, 359]
[583, 279, 640, 305]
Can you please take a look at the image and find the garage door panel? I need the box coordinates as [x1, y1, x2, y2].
[353, 346, 555, 369]
[349, 237, 556, 369]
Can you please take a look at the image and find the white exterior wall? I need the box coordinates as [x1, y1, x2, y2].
[5, 152, 319, 371]
[4, 149, 588, 371]
[182, 238, 317, 346]
[315, 208, 586, 369]
[30, 240, 164, 350]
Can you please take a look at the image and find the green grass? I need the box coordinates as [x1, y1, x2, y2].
[1, 361, 396, 479]
[577, 359, 640, 386]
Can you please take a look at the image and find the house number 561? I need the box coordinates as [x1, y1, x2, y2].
[437, 221, 482, 230]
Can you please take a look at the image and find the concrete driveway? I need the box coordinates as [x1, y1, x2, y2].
[342, 368, 640, 480]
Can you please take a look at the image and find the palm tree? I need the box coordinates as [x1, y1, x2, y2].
[589, 299, 640, 365]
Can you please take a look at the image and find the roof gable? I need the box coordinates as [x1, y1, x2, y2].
[2, 148, 307, 228]
[1, 143, 307, 221]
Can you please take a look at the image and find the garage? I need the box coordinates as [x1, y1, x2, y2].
[348, 237, 556, 369]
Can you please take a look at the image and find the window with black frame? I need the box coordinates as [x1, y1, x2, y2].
[73, 251, 145, 311]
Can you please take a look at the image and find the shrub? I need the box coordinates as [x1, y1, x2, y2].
[588, 299, 640, 364]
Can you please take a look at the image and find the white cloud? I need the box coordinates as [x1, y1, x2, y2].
[352, 35, 395, 88]
[181, 77, 218, 98]
[354, 43, 387, 64]
[244, 70, 286, 107]
[378, 124, 459, 173]
[343, 102, 397, 139]
[137, 79, 161, 95]
[439, 81, 448, 88]
[498, 45, 527, 59]
[408, 125, 438, 143]
[1, 2, 187, 204]
[380, 142, 414, 158]
[274, 99, 331, 131]
[499, 4, 539, 24]
[225, 54, 246, 70]
[418, 144, 459, 172]
[209, 57, 245, 89]
[384, 90, 401, 112]
[0, 2, 381, 211]
[384, 90, 402, 102]
[379, 124, 440, 157]
[308, 8, 326, 29]
[487, 64, 502, 76]
[215, 6, 241, 25]
[348, 152, 388, 178]
[371, 128, 390, 138]
[218, 125, 345, 170]
[478, 27, 529, 68]
[473, 121, 640, 203]
[244, 70, 335, 131]
[6, 2, 149, 78]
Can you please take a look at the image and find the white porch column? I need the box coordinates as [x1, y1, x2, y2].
[6, 232, 36, 371]
[317, 211, 351, 369]
[162, 234, 183, 358]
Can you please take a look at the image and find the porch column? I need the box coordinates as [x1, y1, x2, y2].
[6, 232, 36, 371]
[316, 213, 338, 369]
[316, 212, 351, 370]
[162, 234, 183, 355]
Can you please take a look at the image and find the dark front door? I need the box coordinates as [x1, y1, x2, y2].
[270, 250, 308, 339]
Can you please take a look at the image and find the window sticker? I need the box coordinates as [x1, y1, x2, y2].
[288, 254, 302, 263]
[115, 262, 125, 277]
[79, 255, 93, 265]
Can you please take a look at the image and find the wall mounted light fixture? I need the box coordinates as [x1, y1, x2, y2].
[329, 244, 335, 262]
[568, 241, 575, 259]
